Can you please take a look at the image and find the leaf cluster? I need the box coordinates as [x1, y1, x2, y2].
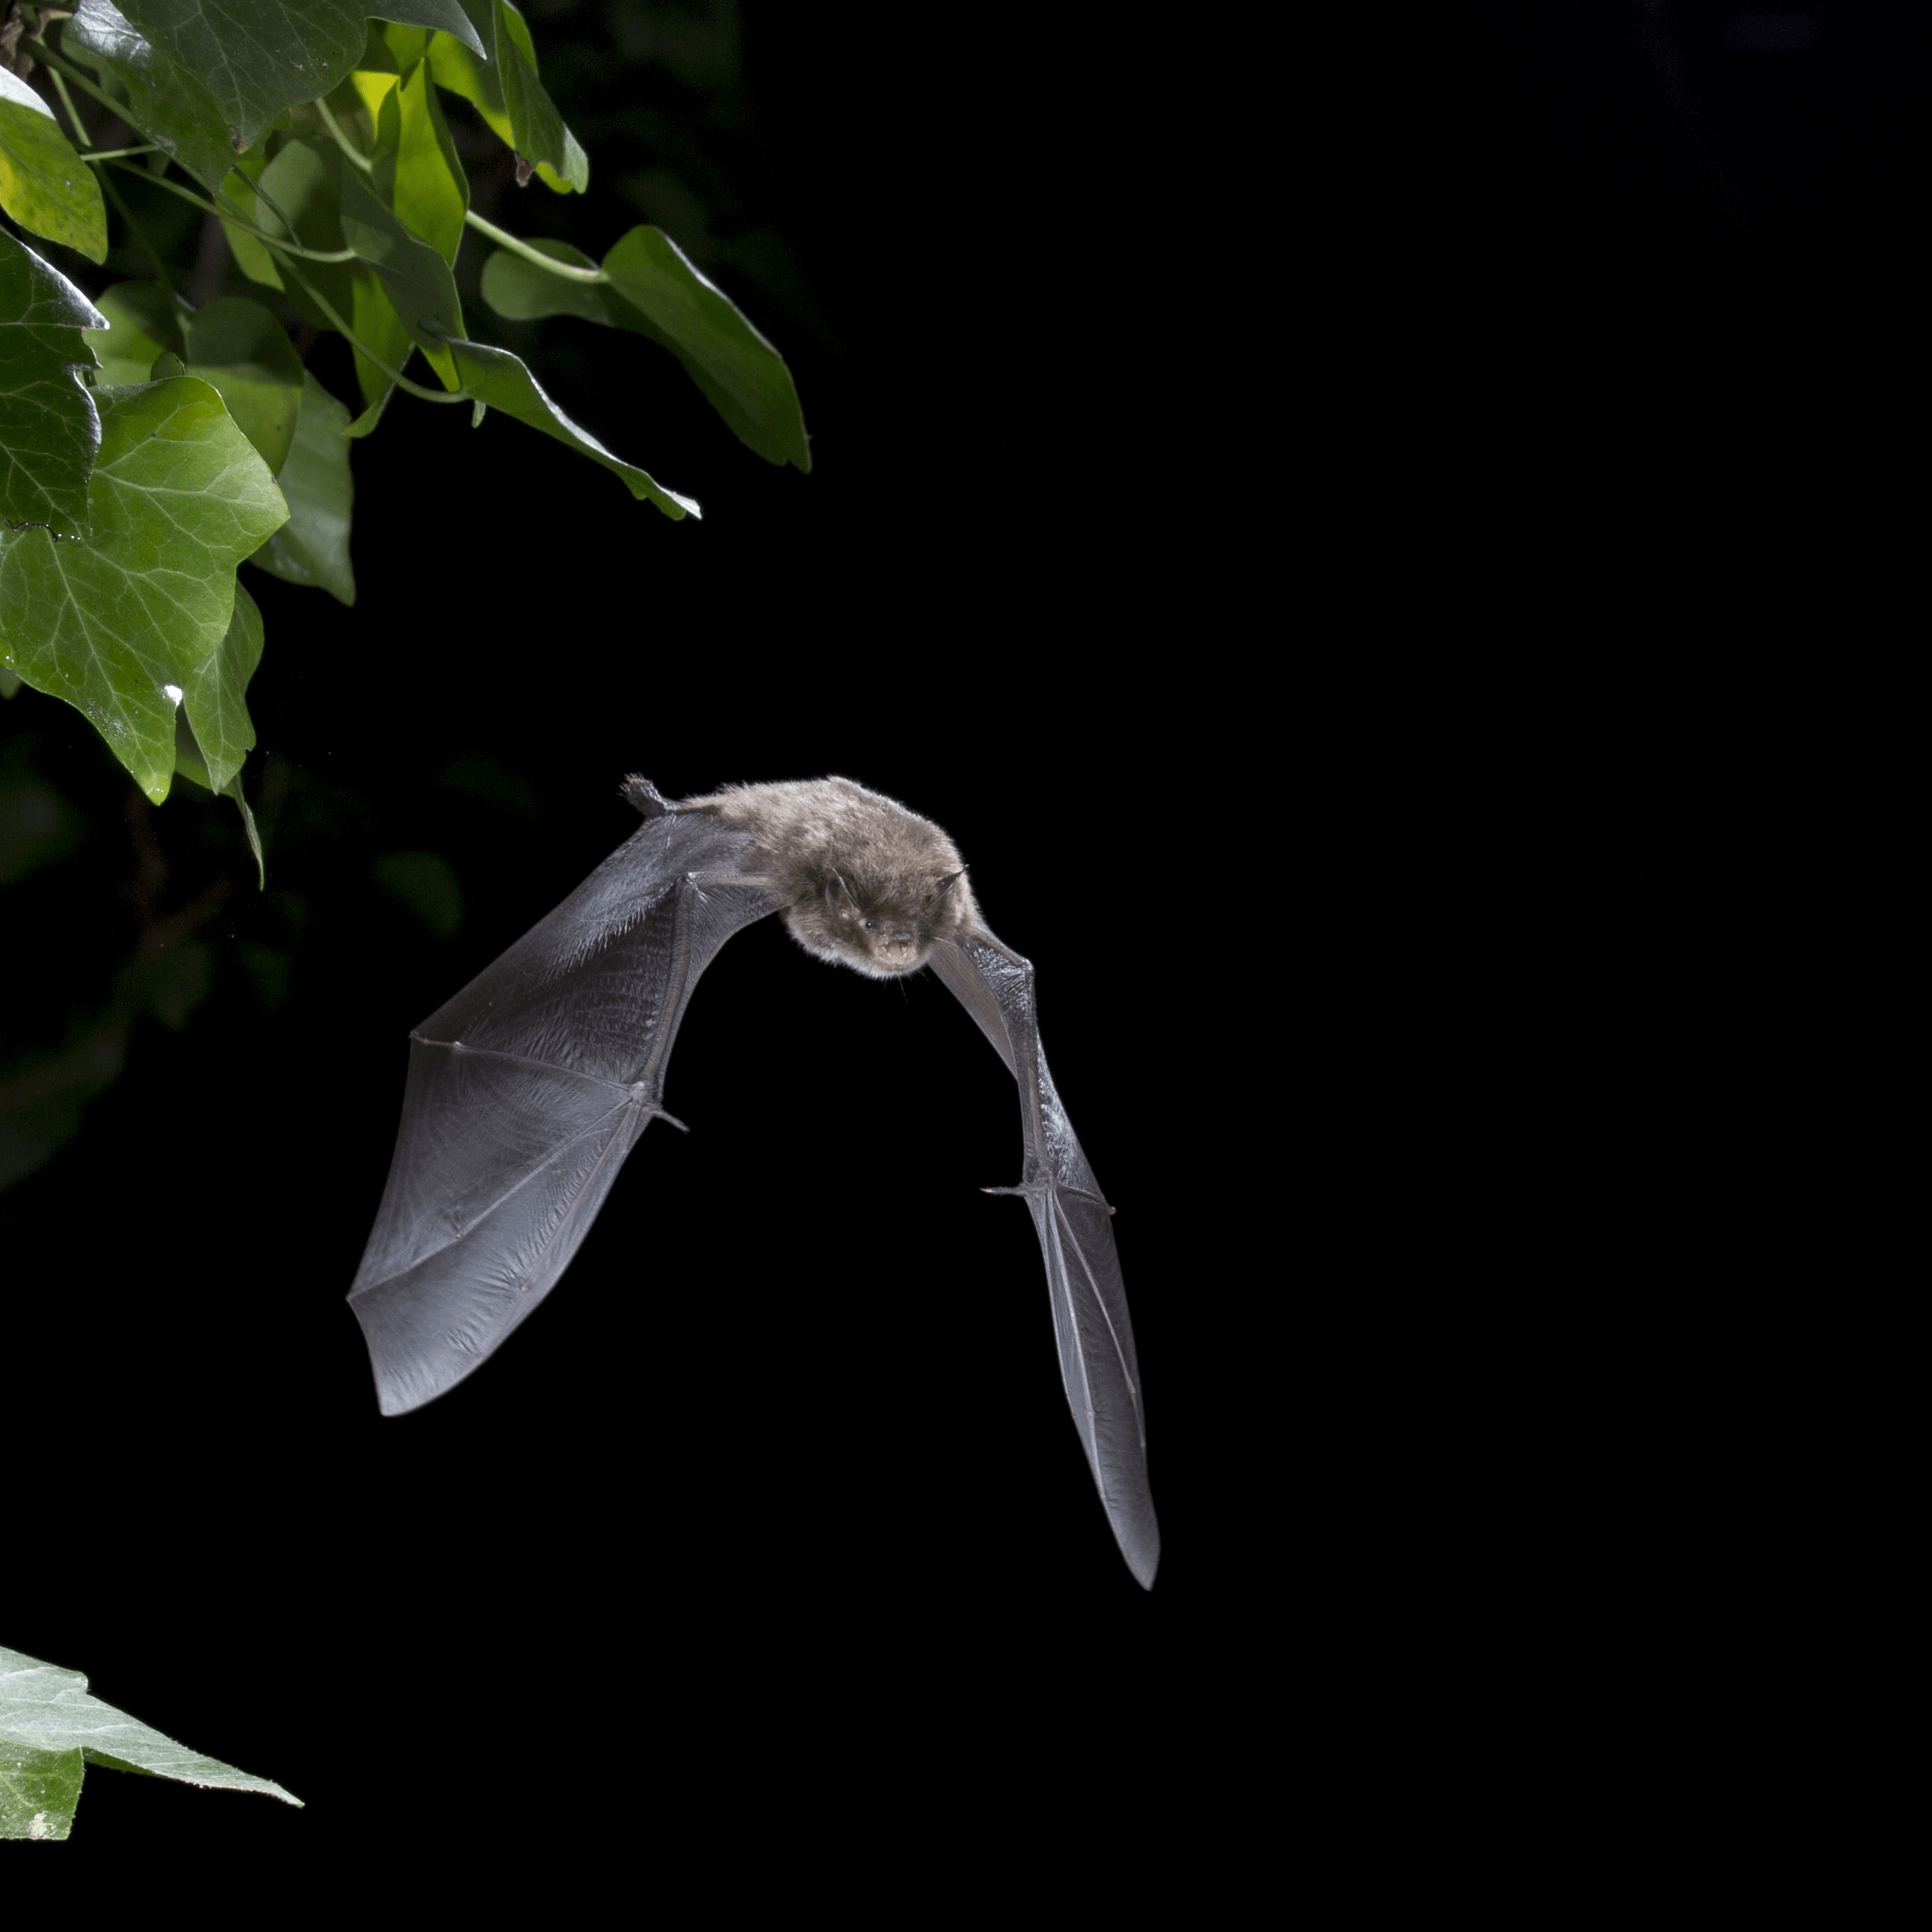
[0, 0, 808, 871]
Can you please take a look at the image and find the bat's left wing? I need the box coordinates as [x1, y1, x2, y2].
[348, 804, 778, 1415]
[927, 933, 1161, 1587]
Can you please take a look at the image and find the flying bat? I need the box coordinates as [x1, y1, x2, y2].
[347, 775, 1159, 1587]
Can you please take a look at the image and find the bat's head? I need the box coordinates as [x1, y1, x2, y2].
[783, 865, 975, 979]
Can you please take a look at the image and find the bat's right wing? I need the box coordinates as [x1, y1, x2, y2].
[348, 804, 778, 1416]
[928, 933, 1161, 1588]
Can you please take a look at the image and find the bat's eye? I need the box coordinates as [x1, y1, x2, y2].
[862, 919, 875, 930]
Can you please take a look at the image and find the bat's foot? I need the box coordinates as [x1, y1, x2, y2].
[981, 1178, 1115, 1216]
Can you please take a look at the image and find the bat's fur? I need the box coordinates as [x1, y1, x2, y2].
[673, 775, 983, 979]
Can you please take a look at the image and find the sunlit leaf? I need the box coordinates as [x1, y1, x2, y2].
[252, 371, 356, 605]
[0, 227, 105, 537]
[377, 58, 466, 264]
[493, 1, 587, 192]
[482, 226, 809, 469]
[0, 67, 109, 262]
[443, 334, 698, 517]
[0, 378, 288, 802]
[337, 163, 463, 386]
[428, 1, 585, 194]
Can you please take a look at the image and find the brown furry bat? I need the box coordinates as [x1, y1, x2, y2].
[349, 775, 1159, 1586]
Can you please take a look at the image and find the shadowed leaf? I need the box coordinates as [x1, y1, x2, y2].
[0, 228, 105, 537]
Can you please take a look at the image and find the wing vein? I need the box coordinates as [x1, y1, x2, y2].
[412, 1036, 631, 1092]
[1052, 1190, 1147, 1454]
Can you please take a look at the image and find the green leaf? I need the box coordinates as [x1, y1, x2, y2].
[0, 377, 289, 802]
[428, 2, 586, 195]
[183, 296, 304, 474]
[252, 371, 356, 605]
[111, 0, 484, 151]
[180, 573, 263, 793]
[0, 1737, 85, 1841]
[482, 226, 810, 470]
[337, 163, 464, 386]
[0, 227, 106, 538]
[254, 135, 412, 414]
[219, 147, 284, 290]
[493, 1, 588, 192]
[376, 58, 466, 265]
[82, 279, 186, 383]
[0, 67, 109, 262]
[64, 0, 246, 196]
[0, 1642, 301, 1838]
[443, 334, 698, 518]
[478, 234, 603, 318]
[172, 582, 267, 881]
[257, 134, 466, 400]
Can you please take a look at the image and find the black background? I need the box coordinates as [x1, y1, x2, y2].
[2, 0, 1913, 1874]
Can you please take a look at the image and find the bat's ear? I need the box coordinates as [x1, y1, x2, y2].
[933, 868, 967, 903]
[825, 874, 862, 920]
[621, 775, 673, 818]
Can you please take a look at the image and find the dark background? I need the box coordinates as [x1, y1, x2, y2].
[1, 0, 1912, 1869]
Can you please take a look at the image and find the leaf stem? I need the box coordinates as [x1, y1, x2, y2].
[36, 46, 91, 147]
[463, 210, 606, 283]
[29, 34, 127, 127]
[106, 160, 361, 262]
[273, 255, 467, 405]
[313, 94, 376, 173]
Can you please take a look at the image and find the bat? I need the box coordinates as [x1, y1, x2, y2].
[347, 775, 1159, 1587]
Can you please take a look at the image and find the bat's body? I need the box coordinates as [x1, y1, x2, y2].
[348, 775, 1159, 1586]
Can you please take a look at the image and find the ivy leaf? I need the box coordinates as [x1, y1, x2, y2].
[0, 227, 106, 538]
[64, 0, 246, 196]
[112, 0, 484, 151]
[429, 1, 587, 194]
[0, 377, 289, 802]
[183, 296, 304, 474]
[480, 227, 810, 470]
[255, 135, 412, 415]
[252, 371, 356, 606]
[219, 147, 284, 290]
[171, 582, 266, 882]
[0, 1736, 85, 1841]
[337, 162, 464, 386]
[493, 1, 588, 192]
[0, 67, 109, 263]
[82, 278, 186, 383]
[1, 1642, 300, 1842]
[375, 57, 467, 265]
[442, 335, 698, 518]
[172, 580, 267, 883]
[176, 576, 263, 793]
